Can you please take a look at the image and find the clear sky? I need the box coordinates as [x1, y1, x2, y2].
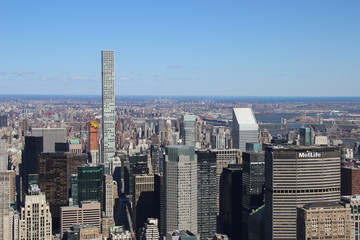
[0, 1, 359, 96]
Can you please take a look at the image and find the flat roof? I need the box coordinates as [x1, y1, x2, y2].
[267, 145, 339, 150]
[302, 201, 342, 209]
[170, 230, 195, 236]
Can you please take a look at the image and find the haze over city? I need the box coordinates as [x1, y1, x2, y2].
[1, 1, 360, 96]
[2, 2, 360, 240]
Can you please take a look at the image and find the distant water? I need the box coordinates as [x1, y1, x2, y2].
[255, 113, 299, 124]
[341, 139, 360, 146]
[1, 94, 360, 103]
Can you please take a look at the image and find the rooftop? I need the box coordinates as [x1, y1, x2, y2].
[170, 230, 195, 237]
[233, 108, 257, 125]
[267, 145, 339, 150]
[342, 195, 360, 200]
[301, 201, 343, 209]
[183, 114, 196, 121]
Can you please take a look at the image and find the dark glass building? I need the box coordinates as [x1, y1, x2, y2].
[299, 126, 314, 146]
[133, 174, 155, 231]
[197, 151, 217, 240]
[21, 136, 43, 190]
[67, 153, 88, 175]
[114, 193, 132, 230]
[341, 166, 360, 195]
[242, 151, 265, 239]
[38, 152, 69, 229]
[0, 115, 7, 128]
[218, 164, 242, 240]
[77, 165, 104, 207]
[123, 154, 148, 195]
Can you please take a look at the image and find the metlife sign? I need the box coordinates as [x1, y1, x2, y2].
[298, 151, 322, 158]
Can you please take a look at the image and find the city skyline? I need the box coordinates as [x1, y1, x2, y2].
[1, 1, 360, 96]
[1, 85, 360, 239]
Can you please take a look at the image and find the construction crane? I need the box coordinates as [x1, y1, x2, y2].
[126, 205, 135, 240]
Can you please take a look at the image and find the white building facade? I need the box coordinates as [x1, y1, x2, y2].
[18, 192, 52, 240]
[101, 50, 116, 164]
[232, 108, 259, 151]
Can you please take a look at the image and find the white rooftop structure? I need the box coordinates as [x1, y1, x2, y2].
[233, 108, 258, 130]
[232, 108, 259, 151]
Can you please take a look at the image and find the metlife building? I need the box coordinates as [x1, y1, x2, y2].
[264, 145, 340, 240]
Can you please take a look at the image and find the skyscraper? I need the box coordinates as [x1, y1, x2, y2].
[101, 50, 116, 164]
[60, 201, 101, 237]
[299, 126, 314, 146]
[242, 151, 265, 239]
[0, 170, 16, 239]
[88, 121, 100, 164]
[132, 174, 155, 231]
[164, 146, 198, 235]
[182, 115, 196, 146]
[104, 174, 115, 218]
[232, 108, 259, 151]
[265, 145, 341, 240]
[38, 152, 69, 228]
[154, 173, 165, 237]
[18, 189, 52, 240]
[32, 128, 66, 152]
[77, 165, 104, 207]
[123, 154, 149, 196]
[218, 164, 242, 240]
[21, 136, 43, 198]
[0, 115, 8, 128]
[211, 149, 240, 214]
[196, 151, 217, 240]
[0, 139, 7, 171]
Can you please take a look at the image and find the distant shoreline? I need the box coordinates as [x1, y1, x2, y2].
[1, 94, 360, 103]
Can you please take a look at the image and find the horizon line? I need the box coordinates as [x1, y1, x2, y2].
[0, 94, 359, 98]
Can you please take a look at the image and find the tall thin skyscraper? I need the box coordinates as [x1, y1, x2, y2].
[102, 50, 116, 164]
[232, 108, 259, 151]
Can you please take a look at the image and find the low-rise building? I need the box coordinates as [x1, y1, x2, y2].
[297, 202, 353, 240]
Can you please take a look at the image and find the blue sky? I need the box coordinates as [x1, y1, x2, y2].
[0, 1, 359, 96]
